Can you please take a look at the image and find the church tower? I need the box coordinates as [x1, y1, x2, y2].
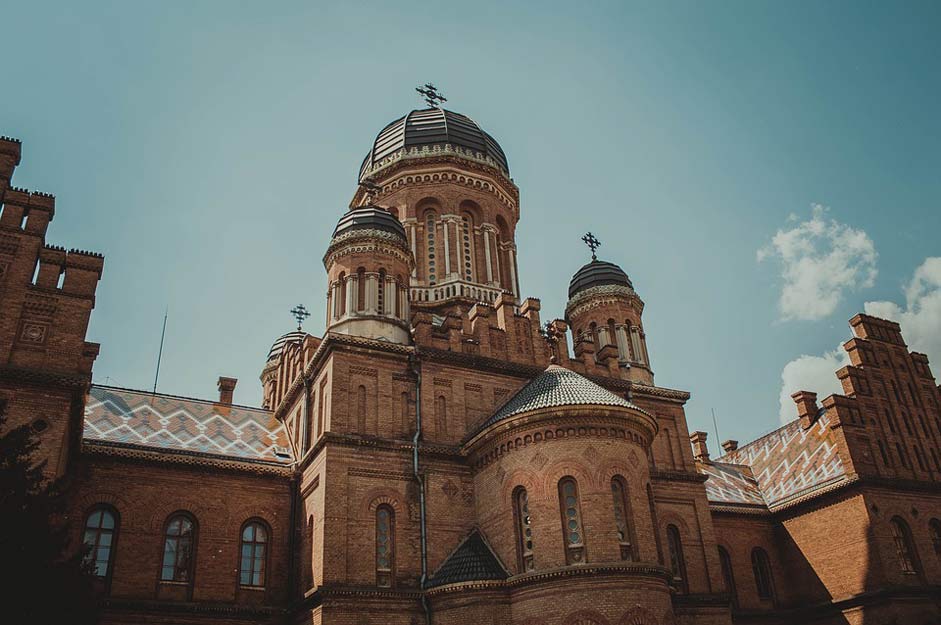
[323, 205, 413, 344]
[565, 237, 653, 384]
[352, 103, 520, 313]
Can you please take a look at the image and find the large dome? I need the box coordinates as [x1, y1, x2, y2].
[568, 260, 633, 299]
[359, 108, 508, 181]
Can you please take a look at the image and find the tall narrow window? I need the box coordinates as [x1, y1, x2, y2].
[890, 517, 921, 575]
[461, 212, 475, 282]
[83, 506, 118, 578]
[751, 548, 775, 601]
[513, 486, 534, 572]
[718, 546, 737, 608]
[377, 269, 386, 314]
[161, 513, 196, 582]
[666, 524, 688, 593]
[239, 521, 268, 588]
[425, 212, 437, 285]
[337, 272, 347, 317]
[929, 519, 941, 557]
[356, 385, 367, 433]
[376, 506, 394, 587]
[435, 395, 447, 438]
[356, 268, 366, 312]
[610, 477, 635, 560]
[558, 477, 586, 564]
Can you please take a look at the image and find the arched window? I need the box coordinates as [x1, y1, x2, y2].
[356, 268, 366, 312]
[610, 477, 635, 560]
[161, 513, 196, 582]
[718, 546, 738, 608]
[929, 519, 941, 557]
[337, 272, 347, 317]
[460, 212, 476, 282]
[376, 505, 394, 587]
[890, 517, 921, 575]
[377, 268, 386, 314]
[83, 506, 118, 578]
[513, 486, 534, 572]
[666, 524, 688, 593]
[558, 477, 586, 564]
[356, 385, 367, 433]
[425, 211, 437, 285]
[239, 521, 269, 587]
[751, 548, 775, 600]
[435, 395, 447, 438]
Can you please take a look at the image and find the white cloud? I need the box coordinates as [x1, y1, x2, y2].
[864, 257, 941, 370]
[758, 204, 878, 321]
[777, 345, 850, 423]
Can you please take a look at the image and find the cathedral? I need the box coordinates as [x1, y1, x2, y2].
[1, 99, 940, 625]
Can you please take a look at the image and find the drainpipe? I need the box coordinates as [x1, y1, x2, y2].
[408, 352, 431, 625]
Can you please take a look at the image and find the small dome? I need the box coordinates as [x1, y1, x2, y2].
[267, 330, 308, 362]
[332, 205, 407, 241]
[360, 108, 508, 181]
[568, 260, 633, 299]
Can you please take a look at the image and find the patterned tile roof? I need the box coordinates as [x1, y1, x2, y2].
[83, 385, 292, 464]
[705, 411, 846, 509]
[426, 530, 509, 588]
[698, 461, 765, 506]
[478, 365, 646, 432]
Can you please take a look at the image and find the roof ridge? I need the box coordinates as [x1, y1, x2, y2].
[89, 383, 270, 413]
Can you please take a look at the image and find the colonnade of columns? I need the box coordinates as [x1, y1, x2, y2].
[328, 272, 410, 323]
[588, 323, 650, 366]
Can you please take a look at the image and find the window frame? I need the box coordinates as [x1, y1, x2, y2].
[750, 547, 776, 602]
[666, 524, 688, 594]
[610, 476, 636, 561]
[718, 545, 738, 608]
[238, 519, 270, 589]
[890, 516, 922, 576]
[929, 518, 941, 558]
[557, 476, 586, 565]
[83, 504, 120, 585]
[159, 511, 198, 585]
[375, 504, 395, 588]
[512, 486, 535, 573]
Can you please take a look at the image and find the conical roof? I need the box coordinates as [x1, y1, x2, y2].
[426, 530, 509, 588]
[477, 365, 645, 432]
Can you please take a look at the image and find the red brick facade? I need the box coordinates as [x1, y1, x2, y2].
[2, 115, 940, 625]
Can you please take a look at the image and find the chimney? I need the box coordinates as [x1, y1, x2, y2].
[690, 431, 710, 463]
[721, 440, 739, 454]
[791, 390, 819, 429]
[217, 376, 238, 405]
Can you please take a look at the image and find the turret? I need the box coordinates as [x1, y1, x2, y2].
[323, 206, 413, 344]
[565, 238, 652, 384]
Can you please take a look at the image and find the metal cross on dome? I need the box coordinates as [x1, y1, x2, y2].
[582, 232, 601, 261]
[290, 304, 310, 331]
[416, 83, 447, 108]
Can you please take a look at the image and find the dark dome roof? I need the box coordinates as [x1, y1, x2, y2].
[333, 206, 407, 240]
[568, 260, 633, 299]
[360, 108, 508, 180]
[267, 330, 308, 362]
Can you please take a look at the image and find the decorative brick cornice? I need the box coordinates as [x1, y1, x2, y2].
[650, 469, 709, 484]
[323, 228, 414, 269]
[565, 283, 644, 319]
[99, 597, 287, 618]
[82, 439, 294, 478]
[0, 365, 90, 390]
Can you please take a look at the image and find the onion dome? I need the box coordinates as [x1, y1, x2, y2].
[568, 260, 633, 299]
[359, 108, 508, 181]
[267, 330, 308, 362]
[332, 205, 407, 240]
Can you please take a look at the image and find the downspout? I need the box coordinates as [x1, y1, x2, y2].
[408, 352, 432, 625]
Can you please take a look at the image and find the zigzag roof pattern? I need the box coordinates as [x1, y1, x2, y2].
[698, 461, 766, 507]
[83, 385, 292, 465]
[704, 411, 846, 509]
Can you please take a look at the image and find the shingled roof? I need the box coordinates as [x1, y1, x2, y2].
[426, 530, 509, 588]
[701, 410, 847, 509]
[83, 385, 292, 465]
[477, 365, 646, 433]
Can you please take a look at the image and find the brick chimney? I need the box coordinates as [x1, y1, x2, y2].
[791, 390, 819, 429]
[217, 376, 237, 405]
[690, 431, 710, 463]
[721, 440, 739, 454]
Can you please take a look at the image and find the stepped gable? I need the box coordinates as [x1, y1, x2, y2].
[476, 365, 647, 433]
[698, 461, 766, 507]
[84, 385, 292, 464]
[426, 529, 509, 589]
[712, 409, 846, 508]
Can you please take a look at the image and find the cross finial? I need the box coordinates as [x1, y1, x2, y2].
[290, 304, 310, 331]
[416, 83, 447, 108]
[582, 232, 601, 261]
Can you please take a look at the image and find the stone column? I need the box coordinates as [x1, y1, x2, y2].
[508, 247, 519, 297]
[443, 219, 451, 277]
[349, 274, 359, 314]
[630, 326, 644, 364]
[616, 325, 630, 361]
[384, 276, 395, 317]
[482, 227, 494, 283]
[409, 222, 417, 278]
[365, 274, 378, 314]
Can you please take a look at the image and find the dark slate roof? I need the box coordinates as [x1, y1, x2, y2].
[333, 205, 407, 240]
[477, 365, 645, 432]
[360, 108, 508, 180]
[568, 259, 633, 299]
[426, 530, 509, 588]
[267, 330, 309, 362]
[84, 385, 292, 464]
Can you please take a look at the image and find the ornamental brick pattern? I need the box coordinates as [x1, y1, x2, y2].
[2, 112, 941, 625]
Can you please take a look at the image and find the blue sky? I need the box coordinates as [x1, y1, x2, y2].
[3, 1, 939, 448]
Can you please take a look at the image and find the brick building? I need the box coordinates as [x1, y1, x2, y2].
[1, 105, 939, 625]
